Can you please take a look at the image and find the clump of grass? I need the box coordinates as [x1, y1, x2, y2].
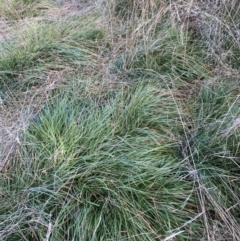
[106, 0, 165, 20]
[105, 0, 206, 81]
[112, 24, 205, 80]
[200, 0, 240, 70]
[0, 14, 104, 88]
[0, 82, 205, 240]
[180, 79, 240, 239]
[0, 0, 56, 20]
[171, 0, 240, 72]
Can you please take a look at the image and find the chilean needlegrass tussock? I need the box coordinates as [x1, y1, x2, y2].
[0, 83, 204, 240]
[181, 80, 240, 239]
[107, 0, 206, 81]
[0, 0, 56, 20]
[0, 14, 104, 88]
[170, 0, 240, 72]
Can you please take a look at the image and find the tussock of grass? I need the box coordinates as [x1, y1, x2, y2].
[180, 80, 240, 239]
[171, 0, 240, 72]
[0, 14, 104, 88]
[111, 24, 205, 80]
[1, 83, 202, 240]
[0, 0, 56, 20]
[105, 0, 206, 81]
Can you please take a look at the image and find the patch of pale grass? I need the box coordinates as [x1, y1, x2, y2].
[170, 0, 240, 72]
[0, 70, 65, 171]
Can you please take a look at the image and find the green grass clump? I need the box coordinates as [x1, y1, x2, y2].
[108, 4, 206, 81]
[180, 80, 240, 236]
[0, 15, 104, 88]
[0, 83, 204, 240]
[120, 25, 205, 80]
[107, 0, 165, 20]
[0, 0, 56, 20]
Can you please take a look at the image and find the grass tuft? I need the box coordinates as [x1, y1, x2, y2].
[0, 0, 56, 20]
[1, 83, 203, 240]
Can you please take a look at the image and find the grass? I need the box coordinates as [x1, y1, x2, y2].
[1, 84, 200, 240]
[0, 0, 240, 240]
[181, 80, 240, 238]
[0, 0, 56, 20]
[0, 13, 103, 88]
[110, 21, 206, 80]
